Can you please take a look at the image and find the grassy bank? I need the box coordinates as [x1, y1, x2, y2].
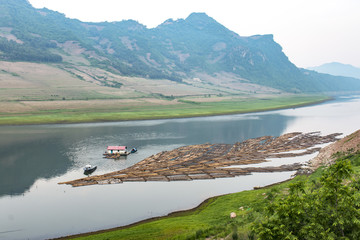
[58, 179, 296, 240]
[57, 151, 360, 240]
[0, 95, 329, 125]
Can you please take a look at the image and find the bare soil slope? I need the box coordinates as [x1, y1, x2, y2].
[309, 129, 360, 169]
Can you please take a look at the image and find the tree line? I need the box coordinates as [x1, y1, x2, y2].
[0, 38, 62, 63]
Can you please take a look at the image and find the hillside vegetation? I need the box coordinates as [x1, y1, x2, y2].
[1, 0, 360, 92]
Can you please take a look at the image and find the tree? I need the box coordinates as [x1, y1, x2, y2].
[253, 158, 360, 239]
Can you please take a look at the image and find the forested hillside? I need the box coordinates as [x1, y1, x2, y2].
[1, 0, 360, 93]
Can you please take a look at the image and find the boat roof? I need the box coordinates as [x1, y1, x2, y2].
[107, 146, 127, 150]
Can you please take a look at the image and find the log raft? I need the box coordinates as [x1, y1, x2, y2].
[59, 132, 342, 187]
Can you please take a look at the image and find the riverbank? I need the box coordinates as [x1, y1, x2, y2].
[55, 130, 360, 240]
[55, 174, 304, 240]
[57, 163, 360, 240]
[0, 95, 329, 125]
[52, 183, 272, 240]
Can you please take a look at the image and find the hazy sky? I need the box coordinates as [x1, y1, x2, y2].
[29, 0, 360, 68]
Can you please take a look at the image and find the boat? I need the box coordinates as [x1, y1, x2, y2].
[105, 146, 128, 156]
[83, 164, 97, 175]
[104, 146, 139, 159]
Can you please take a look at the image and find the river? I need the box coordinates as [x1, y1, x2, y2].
[1, 95, 360, 240]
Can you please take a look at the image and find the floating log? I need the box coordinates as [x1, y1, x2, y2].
[59, 132, 342, 187]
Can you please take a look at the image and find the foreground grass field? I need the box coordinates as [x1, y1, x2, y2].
[0, 95, 328, 125]
[62, 151, 360, 240]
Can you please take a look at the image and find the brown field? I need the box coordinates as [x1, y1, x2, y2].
[0, 60, 238, 102]
[0, 58, 325, 125]
[0, 59, 256, 115]
[0, 98, 182, 114]
[192, 72, 282, 94]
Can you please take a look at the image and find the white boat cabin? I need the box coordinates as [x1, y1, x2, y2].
[107, 146, 127, 154]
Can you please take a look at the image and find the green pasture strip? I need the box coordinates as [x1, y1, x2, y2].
[68, 170, 315, 240]
[67, 185, 273, 240]
[0, 95, 329, 125]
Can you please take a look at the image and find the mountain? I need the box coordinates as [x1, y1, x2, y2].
[1, 0, 360, 93]
[308, 62, 360, 79]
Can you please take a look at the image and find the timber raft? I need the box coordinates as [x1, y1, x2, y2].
[59, 132, 341, 187]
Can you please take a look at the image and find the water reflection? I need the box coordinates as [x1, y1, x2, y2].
[0, 113, 291, 197]
[0, 128, 71, 197]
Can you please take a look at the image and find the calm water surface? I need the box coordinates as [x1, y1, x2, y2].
[1, 96, 360, 239]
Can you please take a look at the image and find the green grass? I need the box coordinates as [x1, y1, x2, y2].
[68, 188, 268, 240]
[0, 95, 329, 125]
[67, 173, 309, 240]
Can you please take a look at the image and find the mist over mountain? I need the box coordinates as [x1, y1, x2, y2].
[1, 0, 360, 93]
[308, 62, 360, 80]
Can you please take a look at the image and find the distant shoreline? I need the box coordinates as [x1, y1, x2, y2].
[0, 95, 331, 126]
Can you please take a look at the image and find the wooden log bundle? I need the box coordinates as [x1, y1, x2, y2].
[59, 132, 341, 187]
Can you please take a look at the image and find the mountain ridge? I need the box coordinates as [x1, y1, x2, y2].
[0, 0, 360, 93]
[308, 62, 360, 80]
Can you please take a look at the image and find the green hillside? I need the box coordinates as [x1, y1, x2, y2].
[0, 0, 360, 93]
